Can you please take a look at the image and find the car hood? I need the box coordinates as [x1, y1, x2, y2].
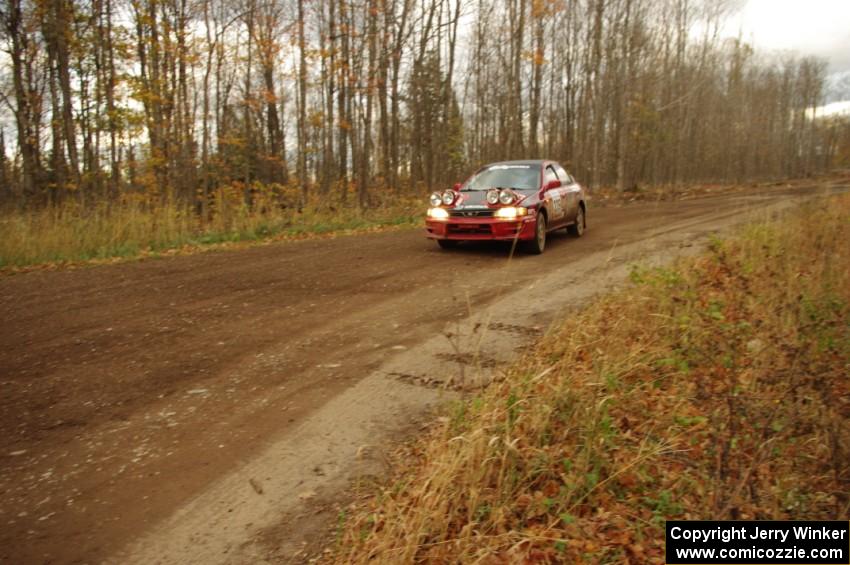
[455, 189, 536, 207]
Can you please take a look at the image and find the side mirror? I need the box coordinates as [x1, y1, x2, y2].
[545, 179, 561, 191]
[453, 182, 462, 191]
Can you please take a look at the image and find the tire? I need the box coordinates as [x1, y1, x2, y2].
[437, 239, 459, 249]
[526, 213, 547, 255]
[568, 205, 586, 237]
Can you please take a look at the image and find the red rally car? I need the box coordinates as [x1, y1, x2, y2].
[425, 160, 587, 254]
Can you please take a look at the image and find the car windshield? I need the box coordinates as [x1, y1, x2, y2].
[462, 165, 540, 191]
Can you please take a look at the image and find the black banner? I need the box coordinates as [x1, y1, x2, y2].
[666, 521, 849, 564]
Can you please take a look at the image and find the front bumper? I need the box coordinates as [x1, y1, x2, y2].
[425, 215, 538, 241]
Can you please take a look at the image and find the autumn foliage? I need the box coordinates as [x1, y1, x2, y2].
[334, 195, 850, 563]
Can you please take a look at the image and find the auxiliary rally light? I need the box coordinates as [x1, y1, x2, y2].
[498, 190, 515, 205]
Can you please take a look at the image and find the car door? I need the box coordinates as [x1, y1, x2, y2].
[542, 164, 566, 226]
[555, 163, 579, 219]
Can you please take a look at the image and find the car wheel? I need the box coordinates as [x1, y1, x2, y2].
[526, 213, 547, 255]
[437, 239, 459, 249]
[568, 205, 585, 237]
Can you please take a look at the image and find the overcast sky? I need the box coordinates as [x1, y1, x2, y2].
[723, 0, 850, 73]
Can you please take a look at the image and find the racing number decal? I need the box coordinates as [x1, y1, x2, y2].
[551, 194, 564, 218]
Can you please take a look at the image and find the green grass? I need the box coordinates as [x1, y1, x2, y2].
[333, 194, 850, 563]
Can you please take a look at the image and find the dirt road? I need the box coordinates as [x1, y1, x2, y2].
[1, 179, 845, 564]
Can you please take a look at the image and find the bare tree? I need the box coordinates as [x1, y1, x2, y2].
[0, 0, 845, 212]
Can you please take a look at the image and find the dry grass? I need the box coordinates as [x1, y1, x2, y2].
[0, 189, 422, 268]
[333, 195, 850, 563]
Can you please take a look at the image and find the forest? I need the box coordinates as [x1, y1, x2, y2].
[1, 0, 849, 216]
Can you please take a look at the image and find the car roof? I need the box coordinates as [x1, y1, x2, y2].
[485, 160, 547, 168]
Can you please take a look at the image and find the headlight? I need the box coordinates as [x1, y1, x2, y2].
[428, 207, 450, 219]
[429, 192, 442, 207]
[498, 190, 515, 205]
[494, 206, 527, 219]
[441, 190, 456, 205]
[486, 189, 500, 205]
